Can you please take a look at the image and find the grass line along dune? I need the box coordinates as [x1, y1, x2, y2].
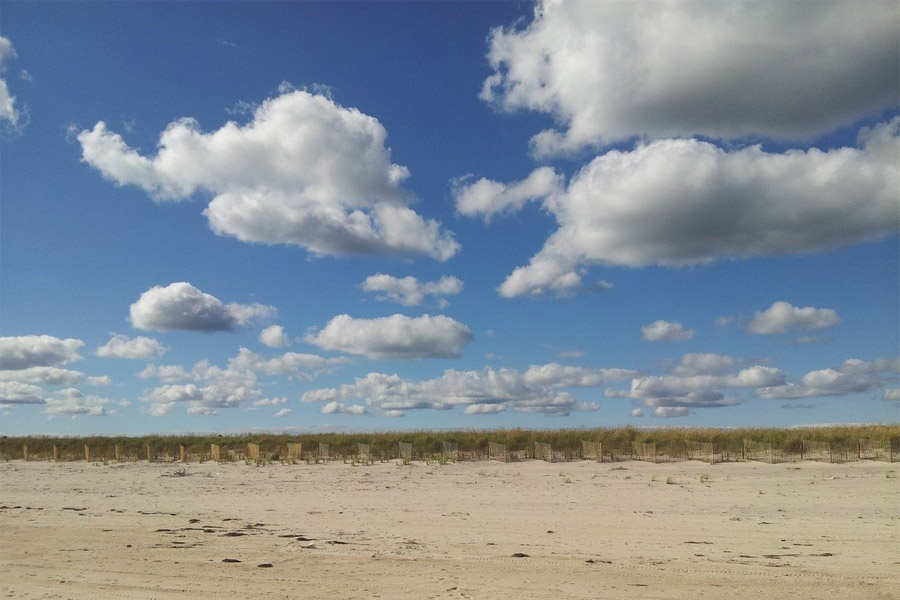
[3, 424, 898, 464]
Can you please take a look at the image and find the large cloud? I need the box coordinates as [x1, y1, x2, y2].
[78, 88, 458, 260]
[755, 358, 899, 400]
[0, 335, 84, 370]
[482, 0, 900, 156]
[301, 362, 633, 416]
[129, 282, 276, 332]
[746, 301, 841, 335]
[361, 274, 463, 307]
[306, 314, 473, 360]
[456, 120, 899, 297]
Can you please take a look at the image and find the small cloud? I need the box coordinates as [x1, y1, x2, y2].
[96, 333, 167, 359]
[746, 301, 840, 335]
[653, 406, 691, 418]
[273, 408, 292, 418]
[86, 376, 112, 386]
[361, 274, 462, 307]
[630, 408, 645, 417]
[306, 313, 473, 360]
[259, 325, 290, 348]
[641, 320, 694, 342]
[129, 282, 276, 332]
[321, 401, 367, 415]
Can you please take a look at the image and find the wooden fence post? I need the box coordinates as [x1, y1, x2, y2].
[146, 444, 151, 462]
[84, 445, 91, 462]
[22, 445, 28, 461]
[52, 445, 58, 462]
[179, 444, 186, 462]
[115, 445, 121, 462]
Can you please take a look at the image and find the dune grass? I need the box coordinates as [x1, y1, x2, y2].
[2, 424, 898, 463]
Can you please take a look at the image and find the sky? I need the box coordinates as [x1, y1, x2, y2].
[0, 1, 898, 436]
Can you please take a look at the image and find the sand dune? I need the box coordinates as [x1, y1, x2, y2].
[1, 459, 898, 599]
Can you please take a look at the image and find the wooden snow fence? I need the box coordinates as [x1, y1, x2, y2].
[631, 442, 657, 463]
[856, 438, 890, 461]
[247, 443, 261, 463]
[210, 444, 221, 462]
[488, 442, 508, 462]
[317, 443, 331, 463]
[534, 442, 553, 462]
[398, 442, 413, 463]
[581, 440, 602, 462]
[801, 440, 831, 462]
[442, 441, 459, 462]
[687, 441, 719, 463]
[286, 442, 302, 462]
[356, 443, 373, 464]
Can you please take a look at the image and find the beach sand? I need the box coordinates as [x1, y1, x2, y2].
[1, 458, 898, 599]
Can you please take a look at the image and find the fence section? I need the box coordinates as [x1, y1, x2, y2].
[488, 442, 507, 462]
[581, 440, 602, 462]
[631, 442, 656, 462]
[534, 442, 552, 462]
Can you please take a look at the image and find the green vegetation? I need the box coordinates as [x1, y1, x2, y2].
[2, 424, 898, 463]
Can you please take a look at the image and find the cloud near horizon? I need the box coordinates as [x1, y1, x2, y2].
[755, 358, 900, 400]
[481, 0, 899, 156]
[77, 88, 458, 261]
[301, 363, 636, 417]
[138, 347, 346, 416]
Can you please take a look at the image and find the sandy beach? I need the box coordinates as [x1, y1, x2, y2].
[1, 458, 898, 599]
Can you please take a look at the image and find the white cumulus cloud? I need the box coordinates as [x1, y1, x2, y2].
[95, 333, 167, 359]
[0, 381, 45, 405]
[138, 347, 344, 416]
[361, 274, 463, 307]
[453, 166, 562, 222]
[755, 357, 899, 400]
[0, 37, 22, 131]
[459, 121, 899, 297]
[302, 361, 632, 417]
[746, 301, 841, 335]
[607, 356, 788, 416]
[78, 89, 458, 260]
[321, 401, 367, 416]
[44, 388, 111, 417]
[641, 321, 694, 343]
[482, 0, 900, 156]
[0, 335, 84, 370]
[259, 325, 290, 348]
[129, 282, 276, 332]
[306, 313, 473, 360]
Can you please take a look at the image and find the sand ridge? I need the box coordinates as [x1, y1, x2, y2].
[1, 459, 898, 599]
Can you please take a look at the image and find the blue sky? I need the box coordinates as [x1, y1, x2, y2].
[1, 1, 898, 436]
